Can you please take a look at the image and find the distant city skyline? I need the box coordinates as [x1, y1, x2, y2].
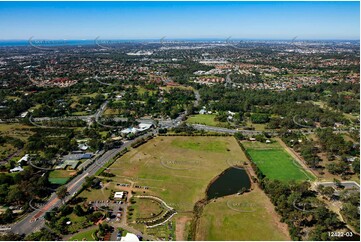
[0, 1, 359, 40]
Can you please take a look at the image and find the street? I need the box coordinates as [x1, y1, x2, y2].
[10, 132, 154, 236]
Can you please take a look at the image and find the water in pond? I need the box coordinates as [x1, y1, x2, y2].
[207, 167, 251, 200]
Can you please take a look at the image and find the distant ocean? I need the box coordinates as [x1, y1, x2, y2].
[0, 39, 227, 47]
[0, 38, 272, 47]
[0, 40, 97, 47]
[0, 39, 358, 47]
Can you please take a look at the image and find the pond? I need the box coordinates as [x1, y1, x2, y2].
[206, 167, 251, 200]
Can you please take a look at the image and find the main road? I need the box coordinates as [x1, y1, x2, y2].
[10, 131, 155, 236]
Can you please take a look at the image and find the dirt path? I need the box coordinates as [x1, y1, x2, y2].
[175, 216, 192, 241]
[276, 137, 318, 179]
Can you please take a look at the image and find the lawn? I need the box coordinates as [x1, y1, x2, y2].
[243, 141, 314, 182]
[48, 170, 76, 185]
[137, 86, 157, 95]
[67, 213, 93, 234]
[71, 111, 89, 116]
[186, 114, 224, 127]
[69, 93, 99, 102]
[103, 108, 121, 115]
[196, 186, 290, 241]
[48, 178, 68, 185]
[69, 227, 97, 241]
[246, 120, 266, 131]
[80, 182, 115, 201]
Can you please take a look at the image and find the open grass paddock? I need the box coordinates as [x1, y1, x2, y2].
[196, 186, 290, 241]
[109, 136, 247, 212]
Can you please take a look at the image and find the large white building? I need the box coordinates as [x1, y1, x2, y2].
[120, 233, 140, 242]
[120, 123, 153, 136]
[114, 191, 124, 199]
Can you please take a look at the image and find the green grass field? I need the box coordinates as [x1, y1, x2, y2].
[48, 170, 75, 185]
[197, 187, 290, 240]
[69, 227, 97, 241]
[80, 183, 114, 201]
[48, 178, 68, 185]
[246, 120, 266, 131]
[171, 139, 228, 152]
[242, 141, 314, 182]
[186, 114, 224, 127]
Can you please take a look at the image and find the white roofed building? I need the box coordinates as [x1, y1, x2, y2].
[114, 192, 124, 199]
[120, 233, 140, 242]
[18, 154, 29, 164]
[10, 166, 24, 173]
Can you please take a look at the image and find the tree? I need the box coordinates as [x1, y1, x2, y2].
[56, 186, 68, 203]
[327, 161, 349, 175]
[234, 132, 245, 140]
[250, 113, 270, 124]
[44, 211, 54, 221]
[333, 178, 343, 189]
[1, 209, 13, 224]
[74, 204, 85, 216]
[25, 228, 59, 241]
[6, 185, 26, 205]
[54, 216, 69, 234]
[0, 232, 23, 241]
[321, 187, 335, 199]
[352, 158, 360, 174]
[215, 112, 228, 122]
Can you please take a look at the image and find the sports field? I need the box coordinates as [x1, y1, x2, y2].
[242, 141, 314, 182]
[196, 186, 290, 241]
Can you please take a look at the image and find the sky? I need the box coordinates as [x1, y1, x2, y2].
[0, 1, 359, 40]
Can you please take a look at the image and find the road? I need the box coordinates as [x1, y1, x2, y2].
[314, 181, 360, 189]
[191, 124, 276, 135]
[224, 72, 234, 87]
[193, 89, 201, 108]
[10, 132, 155, 236]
